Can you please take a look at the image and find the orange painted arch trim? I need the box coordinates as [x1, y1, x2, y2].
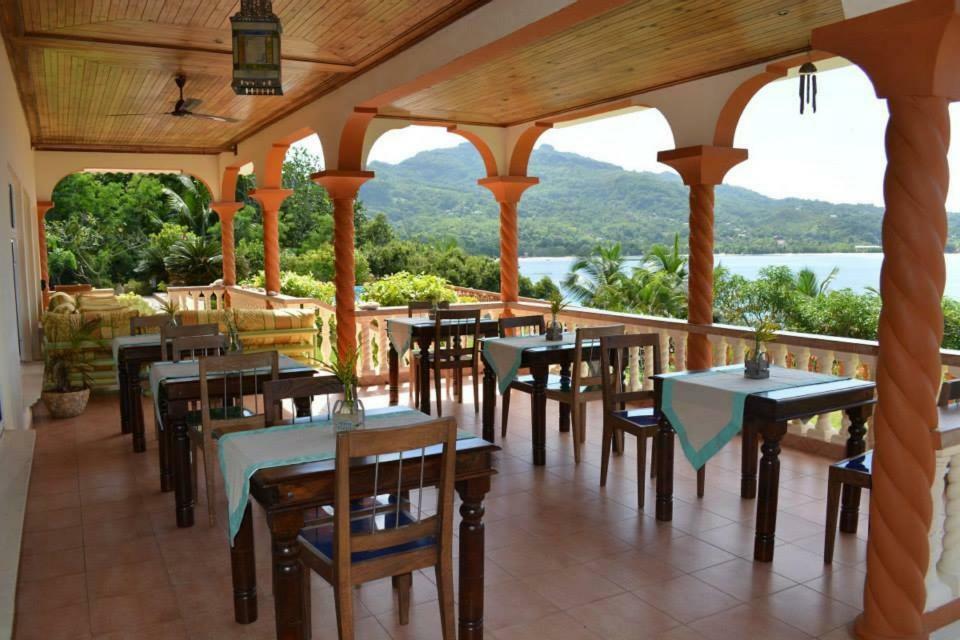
[657, 146, 747, 186]
[311, 170, 375, 199]
[478, 176, 539, 204]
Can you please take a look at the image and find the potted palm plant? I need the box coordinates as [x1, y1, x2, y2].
[545, 293, 568, 341]
[319, 347, 364, 432]
[41, 318, 98, 418]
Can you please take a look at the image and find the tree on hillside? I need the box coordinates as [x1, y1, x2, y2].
[563, 243, 626, 306]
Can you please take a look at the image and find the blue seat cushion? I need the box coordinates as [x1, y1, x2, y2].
[613, 407, 659, 427]
[513, 374, 563, 387]
[835, 450, 872, 475]
[299, 510, 436, 563]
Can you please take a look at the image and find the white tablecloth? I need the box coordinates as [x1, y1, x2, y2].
[482, 332, 575, 394]
[660, 365, 846, 470]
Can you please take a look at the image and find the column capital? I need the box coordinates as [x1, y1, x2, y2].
[812, 0, 960, 100]
[656, 146, 747, 186]
[37, 200, 54, 218]
[210, 201, 244, 221]
[477, 176, 539, 204]
[311, 170, 374, 199]
[250, 188, 293, 211]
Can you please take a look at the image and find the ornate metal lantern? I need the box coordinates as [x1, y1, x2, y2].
[231, 0, 283, 96]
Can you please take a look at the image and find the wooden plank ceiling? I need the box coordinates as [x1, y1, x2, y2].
[380, 0, 844, 125]
[1, 0, 487, 153]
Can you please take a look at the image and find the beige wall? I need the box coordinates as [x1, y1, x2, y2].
[0, 39, 39, 433]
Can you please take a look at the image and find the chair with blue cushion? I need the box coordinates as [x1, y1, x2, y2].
[298, 417, 458, 639]
[599, 332, 664, 509]
[824, 451, 872, 563]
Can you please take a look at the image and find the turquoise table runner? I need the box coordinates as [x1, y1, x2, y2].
[218, 407, 474, 543]
[482, 332, 575, 394]
[661, 365, 847, 470]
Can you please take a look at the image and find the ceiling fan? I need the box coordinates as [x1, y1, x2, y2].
[106, 75, 239, 123]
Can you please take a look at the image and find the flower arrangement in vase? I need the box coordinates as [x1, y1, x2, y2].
[545, 293, 568, 341]
[744, 315, 778, 379]
[318, 347, 365, 431]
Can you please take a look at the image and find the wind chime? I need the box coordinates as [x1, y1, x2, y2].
[798, 62, 818, 114]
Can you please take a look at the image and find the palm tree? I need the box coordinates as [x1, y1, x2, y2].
[562, 243, 626, 306]
[795, 266, 838, 298]
[163, 175, 216, 237]
[645, 234, 688, 282]
[164, 235, 222, 285]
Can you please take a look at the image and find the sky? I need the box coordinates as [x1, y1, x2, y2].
[293, 65, 960, 210]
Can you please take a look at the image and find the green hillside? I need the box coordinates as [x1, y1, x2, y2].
[359, 143, 960, 256]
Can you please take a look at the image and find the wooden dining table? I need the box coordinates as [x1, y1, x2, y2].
[228, 434, 498, 640]
[156, 360, 322, 527]
[652, 369, 875, 562]
[116, 340, 164, 457]
[480, 340, 600, 465]
[386, 316, 499, 414]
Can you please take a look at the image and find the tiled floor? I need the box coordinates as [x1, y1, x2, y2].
[15, 381, 871, 639]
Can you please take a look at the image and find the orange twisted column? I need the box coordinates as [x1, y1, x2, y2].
[478, 176, 538, 314]
[250, 189, 292, 295]
[812, 4, 960, 636]
[658, 146, 746, 370]
[37, 201, 53, 305]
[312, 170, 374, 358]
[211, 202, 243, 287]
[858, 97, 947, 640]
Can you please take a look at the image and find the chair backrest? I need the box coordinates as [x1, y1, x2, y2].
[160, 322, 220, 359]
[198, 351, 280, 433]
[573, 325, 626, 391]
[333, 418, 457, 581]
[498, 314, 545, 338]
[407, 300, 450, 318]
[939, 378, 960, 407]
[433, 308, 481, 363]
[171, 334, 228, 362]
[263, 375, 346, 426]
[599, 332, 663, 413]
[130, 313, 171, 335]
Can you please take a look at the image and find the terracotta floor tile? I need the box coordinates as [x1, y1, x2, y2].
[757, 584, 859, 637]
[567, 591, 681, 639]
[20, 524, 83, 555]
[482, 579, 559, 630]
[645, 535, 737, 573]
[692, 558, 797, 601]
[634, 575, 742, 624]
[18, 547, 85, 582]
[89, 587, 181, 634]
[519, 564, 624, 609]
[25, 490, 80, 514]
[491, 611, 603, 640]
[583, 549, 684, 591]
[687, 603, 813, 640]
[93, 620, 190, 640]
[15, 573, 87, 612]
[803, 568, 866, 609]
[23, 505, 82, 532]
[86, 559, 170, 598]
[13, 602, 91, 640]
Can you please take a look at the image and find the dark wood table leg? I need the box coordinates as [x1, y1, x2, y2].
[118, 354, 131, 435]
[558, 361, 571, 433]
[127, 360, 147, 453]
[232, 503, 258, 623]
[457, 476, 491, 640]
[171, 403, 194, 528]
[157, 393, 173, 492]
[418, 335, 433, 415]
[840, 406, 871, 533]
[655, 415, 674, 521]
[269, 510, 309, 640]
[482, 358, 496, 443]
[754, 421, 786, 562]
[388, 344, 399, 406]
[529, 363, 548, 466]
[741, 419, 759, 499]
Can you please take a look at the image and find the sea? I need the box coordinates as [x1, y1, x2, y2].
[518, 253, 960, 300]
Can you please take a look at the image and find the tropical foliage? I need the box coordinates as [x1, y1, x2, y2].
[362, 272, 459, 307]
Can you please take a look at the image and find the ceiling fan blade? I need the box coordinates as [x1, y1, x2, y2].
[184, 111, 239, 124]
[182, 98, 202, 112]
[105, 112, 163, 117]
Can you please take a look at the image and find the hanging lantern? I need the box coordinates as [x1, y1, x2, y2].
[798, 62, 817, 115]
[231, 0, 283, 96]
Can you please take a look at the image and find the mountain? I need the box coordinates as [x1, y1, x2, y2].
[359, 143, 960, 256]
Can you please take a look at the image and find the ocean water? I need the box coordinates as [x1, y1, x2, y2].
[518, 253, 960, 300]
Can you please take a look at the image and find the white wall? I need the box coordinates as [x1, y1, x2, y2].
[0, 39, 39, 433]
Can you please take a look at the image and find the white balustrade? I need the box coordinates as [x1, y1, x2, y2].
[939, 449, 960, 595]
[927, 450, 954, 610]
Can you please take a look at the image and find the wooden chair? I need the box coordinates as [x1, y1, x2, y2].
[430, 308, 481, 417]
[298, 418, 458, 639]
[170, 334, 227, 362]
[497, 315, 557, 438]
[823, 379, 960, 563]
[263, 375, 345, 426]
[545, 325, 625, 463]
[160, 322, 220, 360]
[192, 351, 279, 525]
[130, 313, 171, 335]
[408, 301, 450, 407]
[599, 332, 663, 509]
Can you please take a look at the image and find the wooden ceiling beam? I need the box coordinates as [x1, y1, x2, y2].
[16, 33, 356, 74]
[31, 142, 229, 155]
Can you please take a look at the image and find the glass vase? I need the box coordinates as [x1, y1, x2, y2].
[332, 383, 365, 432]
[545, 315, 563, 341]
